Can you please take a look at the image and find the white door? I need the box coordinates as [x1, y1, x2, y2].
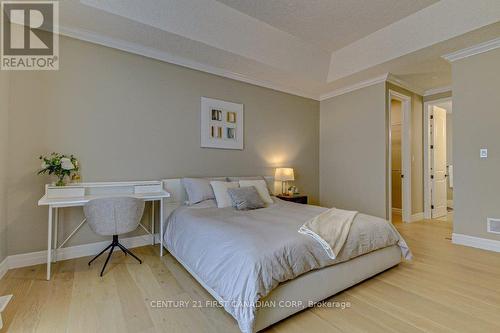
[431, 106, 447, 218]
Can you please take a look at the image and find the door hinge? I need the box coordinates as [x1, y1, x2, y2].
[401, 174, 404, 179]
[431, 175, 434, 179]
[431, 205, 434, 209]
[430, 115, 434, 120]
[430, 145, 434, 149]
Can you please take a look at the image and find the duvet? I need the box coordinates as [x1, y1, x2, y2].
[164, 198, 408, 333]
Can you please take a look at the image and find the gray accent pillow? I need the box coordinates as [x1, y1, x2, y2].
[181, 178, 216, 204]
[227, 186, 265, 210]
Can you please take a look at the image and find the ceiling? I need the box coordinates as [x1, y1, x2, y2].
[216, 0, 438, 52]
[49, 1, 500, 99]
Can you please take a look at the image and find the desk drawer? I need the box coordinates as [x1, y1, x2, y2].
[134, 184, 162, 194]
[47, 187, 85, 198]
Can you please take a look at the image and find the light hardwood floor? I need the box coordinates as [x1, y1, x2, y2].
[1, 215, 500, 333]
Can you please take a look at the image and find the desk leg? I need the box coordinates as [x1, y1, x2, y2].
[53, 208, 58, 262]
[46, 206, 53, 280]
[151, 201, 155, 245]
[160, 199, 164, 257]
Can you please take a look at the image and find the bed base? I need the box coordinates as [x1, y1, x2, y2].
[254, 245, 401, 331]
[167, 244, 401, 332]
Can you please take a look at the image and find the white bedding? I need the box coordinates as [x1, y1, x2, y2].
[299, 208, 358, 259]
[164, 198, 409, 333]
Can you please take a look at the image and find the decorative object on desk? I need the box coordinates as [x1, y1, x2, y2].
[38, 152, 79, 186]
[71, 159, 81, 183]
[275, 167, 295, 195]
[201, 97, 244, 149]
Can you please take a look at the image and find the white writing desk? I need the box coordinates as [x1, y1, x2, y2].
[38, 181, 170, 280]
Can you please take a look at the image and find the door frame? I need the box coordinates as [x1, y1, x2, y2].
[388, 90, 412, 223]
[423, 97, 452, 219]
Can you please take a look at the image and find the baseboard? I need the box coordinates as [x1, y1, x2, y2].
[392, 209, 422, 223]
[410, 212, 424, 223]
[6, 233, 161, 271]
[452, 233, 500, 253]
[0, 257, 8, 281]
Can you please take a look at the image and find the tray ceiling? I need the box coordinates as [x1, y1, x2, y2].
[216, 0, 438, 52]
[49, 0, 500, 99]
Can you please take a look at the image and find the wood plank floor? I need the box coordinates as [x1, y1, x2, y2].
[1, 215, 500, 333]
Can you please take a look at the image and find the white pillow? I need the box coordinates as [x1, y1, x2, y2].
[239, 180, 273, 204]
[210, 181, 239, 208]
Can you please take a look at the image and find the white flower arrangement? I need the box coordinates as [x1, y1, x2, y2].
[38, 152, 80, 186]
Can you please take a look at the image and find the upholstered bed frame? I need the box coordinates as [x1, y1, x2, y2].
[160, 178, 402, 332]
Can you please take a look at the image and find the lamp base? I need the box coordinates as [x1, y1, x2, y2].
[281, 181, 287, 195]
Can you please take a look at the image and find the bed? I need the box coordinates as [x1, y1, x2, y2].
[160, 178, 409, 333]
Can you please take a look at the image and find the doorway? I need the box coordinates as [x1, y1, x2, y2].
[388, 90, 411, 223]
[391, 100, 403, 219]
[424, 98, 453, 220]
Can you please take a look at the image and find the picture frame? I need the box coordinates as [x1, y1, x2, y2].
[201, 97, 244, 149]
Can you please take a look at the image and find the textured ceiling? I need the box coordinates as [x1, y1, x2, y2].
[51, 0, 500, 99]
[216, 0, 438, 51]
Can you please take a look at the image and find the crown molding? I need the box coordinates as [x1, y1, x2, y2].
[319, 72, 426, 101]
[442, 37, 500, 62]
[319, 73, 389, 101]
[57, 26, 319, 101]
[386, 74, 424, 96]
[55, 25, 436, 102]
[424, 86, 452, 96]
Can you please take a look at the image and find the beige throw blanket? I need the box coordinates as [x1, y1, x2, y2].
[298, 208, 357, 259]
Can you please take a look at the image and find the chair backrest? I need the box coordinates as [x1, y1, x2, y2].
[83, 197, 145, 236]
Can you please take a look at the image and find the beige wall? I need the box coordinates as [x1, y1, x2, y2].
[319, 82, 387, 218]
[387, 83, 424, 215]
[319, 81, 423, 219]
[0, 71, 9, 262]
[452, 47, 500, 240]
[6, 36, 319, 256]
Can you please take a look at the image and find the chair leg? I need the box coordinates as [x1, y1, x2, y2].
[88, 243, 112, 266]
[119, 245, 127, 256]
[100, 245, 115, 277]
[117, 243, 142, 264]
[89, 236, 141, 276]
[111, 235, 127, 256]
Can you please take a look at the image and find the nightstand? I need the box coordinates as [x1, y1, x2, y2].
[276, 194, 308, 204]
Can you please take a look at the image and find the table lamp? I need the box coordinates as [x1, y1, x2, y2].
[275, 167, 295, 195]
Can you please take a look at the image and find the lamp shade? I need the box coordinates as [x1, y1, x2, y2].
[275, 168, 295, 181]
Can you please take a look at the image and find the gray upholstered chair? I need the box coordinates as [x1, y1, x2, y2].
[84, 197, 145, 276]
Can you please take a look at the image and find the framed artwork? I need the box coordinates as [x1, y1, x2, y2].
[201, 97, 244, 149]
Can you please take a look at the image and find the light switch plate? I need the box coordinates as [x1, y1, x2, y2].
[480, 148, 488, 158]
